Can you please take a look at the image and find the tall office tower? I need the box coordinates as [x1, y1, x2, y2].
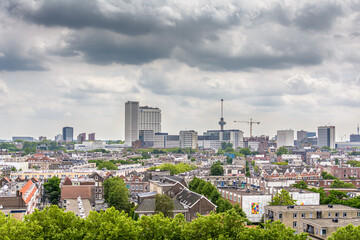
[125, 101, 139, 146]
[277, 130, 294, 147]
[62, 127, 74, 142]
[138, 106, 161, 133]
[77, 133, 86, 144]
[297, 130, 307, 142]
[88, 133, 95, 141]
[318, 126, 335, 149]
[179, 130, 198, 149]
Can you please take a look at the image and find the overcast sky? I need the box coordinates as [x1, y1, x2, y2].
[0, 0, 360, 141]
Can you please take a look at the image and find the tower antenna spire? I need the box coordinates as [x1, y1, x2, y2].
[218, 99, 226, 131]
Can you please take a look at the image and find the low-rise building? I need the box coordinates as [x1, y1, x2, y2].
[265, 204, 360, 234]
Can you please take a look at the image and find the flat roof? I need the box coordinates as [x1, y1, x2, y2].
[266, 204, 360, 211]
[218, 187, 270, 196]
[302, 218, 360, 228]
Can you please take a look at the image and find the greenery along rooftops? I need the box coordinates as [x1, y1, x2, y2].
[148, 163, 196, 175]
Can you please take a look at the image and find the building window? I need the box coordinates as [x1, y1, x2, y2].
[335, 212, 339, 217]
[343, 212, 347, 217]
[328, 213, 331, 217]
[309, 213, 313, 218]
[139, 185, 143, 190]
[301, 213, 305, 218]
[293, 221, 297, 228]
[278, 213, 283, 219]
[131, 186, 135, 190]
[321, 229, 327, 236]
[357, 212, 360, 217]
[316, 228, 318, 234]
[293, 213, 297, 218]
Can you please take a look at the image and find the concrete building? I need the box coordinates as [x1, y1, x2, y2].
[38, 136, 47, 142]
[12, 137, 34, 142]
[200, 130, 244, 150]
[77, 133, 86, 144]
[55, 134, 62, 142]
[125, 101, 139, 146]
[88, 133, 95, 141]
[138, 106, 161, 133]
[265, 204, 360, 236]
[297, 130, 307, 142]
[139, 130, 155, 147]
[350, 134, 360, 142]
[179, 130, 198, 149]
[318, 126, 335, 149]
[277, 130, 294, 147]
[153, 133, 167, 148]
[62, 127, 74, 142]
[218, 188, 272, 222]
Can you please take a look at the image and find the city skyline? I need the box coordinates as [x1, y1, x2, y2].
[0, 1, 360, 140]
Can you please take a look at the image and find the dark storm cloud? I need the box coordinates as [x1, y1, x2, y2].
[1, 0, 350, 71]
[0, 49, 47, 71]
[293, 3, 343, 31]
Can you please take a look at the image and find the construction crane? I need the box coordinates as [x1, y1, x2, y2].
[234, 119, 260, 137]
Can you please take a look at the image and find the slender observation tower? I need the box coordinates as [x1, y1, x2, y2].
[218, 99, 226, 131]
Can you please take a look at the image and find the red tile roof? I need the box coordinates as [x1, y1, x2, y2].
[61, 185, 94, 200]
[20, 180, 38, 204]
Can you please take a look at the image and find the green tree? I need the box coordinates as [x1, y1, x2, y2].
[155, 194, 174, 217]
[239, 147, 252, 156]
[330, 179, 355, 188]
[210, 162, 224, 176]
[276, 146, 288, 156]
[97, 161, 118, 170]
[44, 176, 61, 205]
[226, 156, 233, 164]
[292, 181, 308, 189]
[328, 223, 360, 240]
[103, 177, 130, 212]
[270, 189, 297, 206]
[322, 171, 337, 179]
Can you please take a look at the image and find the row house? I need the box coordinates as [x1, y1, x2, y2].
[0, 178, 41, 220]
[302, 179, 360, 189]
[120, 175, 149, 202]
[25, 156, 62, 170]
[261, 167, 321, 180]
[330, 165, 360, 180]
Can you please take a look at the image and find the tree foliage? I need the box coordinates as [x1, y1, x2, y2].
[322, 171, 337, 179]
[149, 163, 197, 175]
[270, 189, 297, 206]
[210, 162, 224, 176]
[0, 205, 308, 240]
[103, 177, 130, 212]
[292, 181, 308, 189]
[155, 194, 174, 217]
[44, 176, 61, 205]
[328, 223, 360, 240]
[276, 146, 288, 156]
[239, 147, 252, 156]
[330, 179, 356, 188]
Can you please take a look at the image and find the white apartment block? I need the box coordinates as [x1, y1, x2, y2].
[179, 130, 198, 149]
[277, 130, 294, 147]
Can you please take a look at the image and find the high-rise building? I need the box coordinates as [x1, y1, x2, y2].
[277, 130, 294, 147]
[138, 106, 161, 133]
[77, 133, 86, 144]
[88, 133, 95, 141]
[55, 134, 62, 142]
[62, 127, 74, 142]
[179, 130, 198, 149]
[125, 101, 139, 146]
[297, 130, 307, 142]
[318, 126, 335, 149]
[350, 134, 360, 142]
[125, 101, 162, 146]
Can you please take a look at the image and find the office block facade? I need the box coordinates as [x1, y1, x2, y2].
[125, 101, 139, 146]
[318, 126, 335, 149]
[62, 127, 74, 142]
